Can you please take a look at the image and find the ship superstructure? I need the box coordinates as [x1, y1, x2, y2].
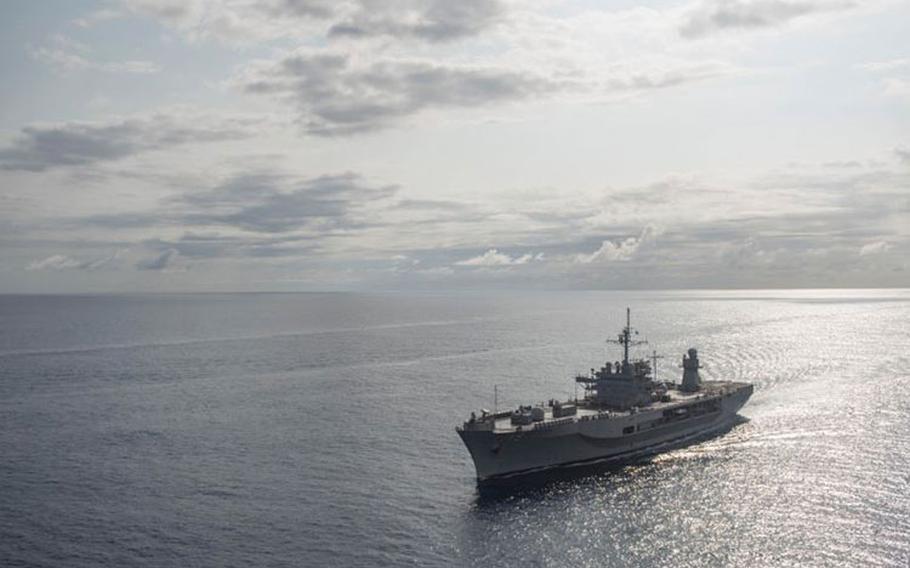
[457, 309, 753, 483]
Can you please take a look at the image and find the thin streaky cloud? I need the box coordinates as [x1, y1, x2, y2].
[680, 0, 855, 38]
[0, 113, 258, 172]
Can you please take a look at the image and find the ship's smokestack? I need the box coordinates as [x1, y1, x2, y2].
[681, 347, 701, 391]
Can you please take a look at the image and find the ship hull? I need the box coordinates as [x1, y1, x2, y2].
[459, 383, 752, 483]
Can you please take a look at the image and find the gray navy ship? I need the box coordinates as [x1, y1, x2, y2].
[457, 309, 753, 483]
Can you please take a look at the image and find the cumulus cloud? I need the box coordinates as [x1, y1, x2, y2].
[455, 248, 541, 266]
[680, 0, 854, 38]
[575, 237, 641, 263]
[0, 113, 256, 171]
[240, 50, 556, 135]
[26, 251, 120, 271]
[575, 227, 658, 264]
[859, 240, 892, 256]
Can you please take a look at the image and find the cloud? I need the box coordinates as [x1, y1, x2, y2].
[80, 170, 397, 239]
[138, 232, 320, 261]
[882, 77, 910, 98]
[455, 248, 541, 266]
[575, 226, 658, 264]
[120, 0, 501, 43]
[859, 240, 892, 256]
[822, 160, 863, 169]
[856, 57, 910, 100]
[0, 113, 256, 172]
[602, 61, 734, 92]
[329, 0, 504, 42]
[180, 172, 397, 233]
[73, 8, 122, 27]
[10, 153, 909, 287]
[240, 50, 556, 135]
[575, 237, 640, 263]
[29, 34, 159, 75]
[121, 0, 344, 42]
[236, 48, 733, 137]
[136, 248, 179, 270]
[26, 252, 120, 271]
[857, 58, 910, 73]
[680, 0, 854, 38]
[271, 0, 336, 19]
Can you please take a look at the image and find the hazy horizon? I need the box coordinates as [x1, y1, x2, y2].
[2, 287, 910, 298]
[1, 1, 908, 293]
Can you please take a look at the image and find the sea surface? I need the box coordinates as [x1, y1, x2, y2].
[1, 290, 908, 567]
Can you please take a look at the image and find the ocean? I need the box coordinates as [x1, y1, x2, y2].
[1, 290, 908, 567]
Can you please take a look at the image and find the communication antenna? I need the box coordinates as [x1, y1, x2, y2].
[651, 349, 665, 382]
[494, 384, 498, 415]
[607, 307, 648, 371]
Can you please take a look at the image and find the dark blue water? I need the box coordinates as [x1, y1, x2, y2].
[2, 291, 908, 567]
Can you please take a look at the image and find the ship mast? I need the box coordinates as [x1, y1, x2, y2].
[608, 307, 647, 374]
[624, 307, 631, 364]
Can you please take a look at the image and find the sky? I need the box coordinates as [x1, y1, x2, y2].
[0, 0, 907, 292]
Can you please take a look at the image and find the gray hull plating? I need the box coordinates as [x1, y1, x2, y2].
[459, 384, 752, 482]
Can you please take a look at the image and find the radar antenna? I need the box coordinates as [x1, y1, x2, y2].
[607, 307, 648, 373]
